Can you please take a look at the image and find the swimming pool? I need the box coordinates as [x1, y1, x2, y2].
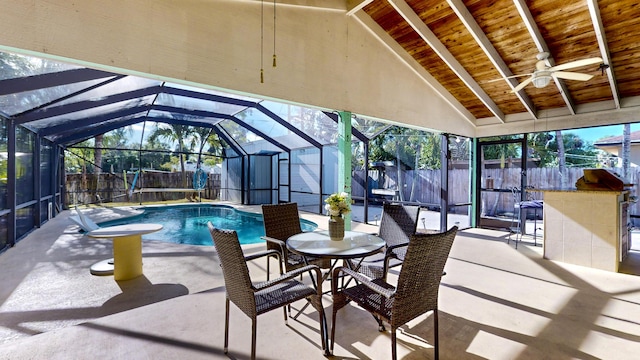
[98, 204, 318, 246]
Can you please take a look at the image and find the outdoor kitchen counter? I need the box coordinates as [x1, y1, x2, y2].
[539, 188, 630, 272]
[535, 187, 626, 193]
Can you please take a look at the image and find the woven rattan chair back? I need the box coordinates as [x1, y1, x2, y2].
[331, 226, 457, 360]
[209, 222, 327, 359]
[209, 224, 256, 318]
[357, 203, 420, 279]
[261, 203, 331, 275]
[392, 226, 457, 327]
[379, 203, 420, 256]
[262, 202, 303, 252]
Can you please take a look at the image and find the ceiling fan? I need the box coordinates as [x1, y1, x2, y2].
[499, 52, 603, 92]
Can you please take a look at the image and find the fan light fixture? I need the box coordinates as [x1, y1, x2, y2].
[492, 53, 602, 93]
[532, 71, 552, 88]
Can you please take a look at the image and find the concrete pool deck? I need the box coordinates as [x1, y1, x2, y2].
[1, 203, 640, 359]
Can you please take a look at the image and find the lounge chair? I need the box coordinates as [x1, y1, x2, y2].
[70, 206, 100, 232]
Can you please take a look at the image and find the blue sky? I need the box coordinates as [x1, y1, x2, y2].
[125, 121, 640, 147]
[566, 123, 640, 144]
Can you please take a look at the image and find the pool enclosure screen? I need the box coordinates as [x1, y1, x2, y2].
[0, 50, 473, 253]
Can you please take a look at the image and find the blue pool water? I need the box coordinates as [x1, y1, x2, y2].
[99, 204, 318, 246]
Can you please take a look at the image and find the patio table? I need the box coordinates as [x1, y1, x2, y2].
[287, 230, 385, 355]
[288, 230, 385, 285]
[287, 230, 385, 261]
[88, 223, 163, 281]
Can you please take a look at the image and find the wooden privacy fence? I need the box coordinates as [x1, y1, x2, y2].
[353, 169, 463, 207]
[354, 167, 640, 217]
[69, 167, 640, 219]
[66, 172, 221, 205]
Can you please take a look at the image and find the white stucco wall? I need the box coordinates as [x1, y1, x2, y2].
[596, 144, 640, 167]
[0, 0, 474, 137]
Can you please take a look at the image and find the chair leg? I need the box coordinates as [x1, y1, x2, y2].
[317, 301, 327, 353]
[515, 206, 523, 249]
[330, 308, 337, 351]
[266, 257, 271, 281]
[434, 308, 439, 360]
[251, 318, 257, 360]
[508, 204, 518, 246]
[382, 257, 391, 282]
[391, 329, 397, 360]
[224, 297, 230, 354]
[532, 211, 536, 246]
[376, 316, 386, 332]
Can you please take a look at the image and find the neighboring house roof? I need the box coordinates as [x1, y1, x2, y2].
[594, 131, 640, 146]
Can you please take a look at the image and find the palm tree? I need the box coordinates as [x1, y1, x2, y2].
[147, 124, 195, 188]
[190, 126, 216, 200]
[193, 127, 214, 166]
[370, 127, 429, 202]
[104, 127, 133, 149]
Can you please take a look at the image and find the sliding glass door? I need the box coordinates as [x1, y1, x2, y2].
[477, 137, 525, 230]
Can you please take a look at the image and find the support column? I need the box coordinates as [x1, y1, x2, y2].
[338, 111, 352, 230]
[7, 119, 16, 246]
[470, 137, 478, 228]
[440, 134, 449, 232]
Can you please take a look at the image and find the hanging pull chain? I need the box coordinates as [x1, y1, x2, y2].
[260, 0, 265, 83]
[272, 0, 277, 68]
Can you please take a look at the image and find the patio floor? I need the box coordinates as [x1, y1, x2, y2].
[1, 204, 640, 359]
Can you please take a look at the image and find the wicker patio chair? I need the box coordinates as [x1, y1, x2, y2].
[331, 226, 458, 360]
[261, 203, 330, 279]
[356, 203, 420, 280]
[208, 223, 326, 359]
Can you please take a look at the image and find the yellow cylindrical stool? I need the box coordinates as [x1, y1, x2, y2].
[112, 235, 143, 280]
[88, 223, 163, 281]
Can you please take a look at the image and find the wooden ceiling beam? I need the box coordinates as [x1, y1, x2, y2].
[353, 11, 476, 125]
[388, 0, 505, 123]
[447, 0, 537, 120]
[587, 0, 620, 109]
[346, 0, 372, 16]
[513, 0, 576, 115]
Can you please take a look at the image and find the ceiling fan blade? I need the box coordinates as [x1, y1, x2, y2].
[552, 71, 594, 81]
[512, 77, 533, 92]
[548, 57, 602, 72]
[486, 73, 532, 83]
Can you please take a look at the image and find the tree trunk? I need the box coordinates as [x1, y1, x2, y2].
[178, 140, 187, 188]
[409, 143, 421, 202]
[556, 131, 567, 187]
[623, 123, 631, 179]
[94, 134, 103, 175]
[396, 143, 404, 201]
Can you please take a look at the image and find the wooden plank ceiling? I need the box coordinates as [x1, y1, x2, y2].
[350, 0, 640, 132]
